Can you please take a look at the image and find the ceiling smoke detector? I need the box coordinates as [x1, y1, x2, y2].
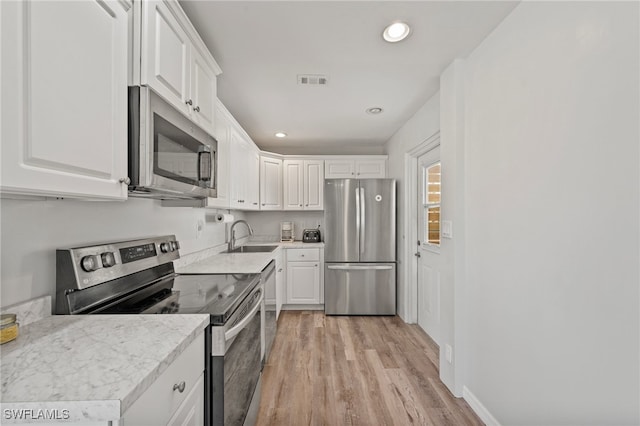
[297, 74, 328, 85]
[366, 107, 384, 115]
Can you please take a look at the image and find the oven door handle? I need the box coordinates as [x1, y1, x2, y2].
[224, 291, 263, 341]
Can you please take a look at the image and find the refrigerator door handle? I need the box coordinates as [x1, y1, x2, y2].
[355, 186, 361, 252]
[359, 187, 365, 254]
[327, 265, 394, 271]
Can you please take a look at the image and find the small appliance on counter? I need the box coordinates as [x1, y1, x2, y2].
[281, 222, 294, 242]
[302, 226, 321, 243]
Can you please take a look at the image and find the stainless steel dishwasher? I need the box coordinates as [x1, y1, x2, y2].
[244, 259, 276, 426]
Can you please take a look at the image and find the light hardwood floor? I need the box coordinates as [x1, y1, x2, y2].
[257, 311, 484, 426]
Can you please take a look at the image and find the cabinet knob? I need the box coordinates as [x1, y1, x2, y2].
[315, 264, 318, 267]
[305, 204, 309, 206]
[173, 381, 186, 393]
[301, 254, 305, 257]
[278, 268, 283, 272]
[262, 203, 266, 206]
[193, 106, 201, 112]
[299, 204, 302, 207]
[253, 202, 258, 205]
[185, 99, 193, 106]
[119, 177, 131, 185]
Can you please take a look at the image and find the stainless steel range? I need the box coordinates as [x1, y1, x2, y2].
[55, 235, 263, 426]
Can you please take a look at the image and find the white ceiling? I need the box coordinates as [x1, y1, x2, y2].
[179, 1, 519, 155]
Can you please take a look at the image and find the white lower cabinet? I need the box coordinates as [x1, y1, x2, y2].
[166, 374, 205, 426]
[122, 332, 205, 425]
[285, 248, 322, 305]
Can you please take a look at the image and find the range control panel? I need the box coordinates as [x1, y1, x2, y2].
[56, 235, 180, 290]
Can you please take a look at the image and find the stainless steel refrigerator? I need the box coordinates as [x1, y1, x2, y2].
[324, 179, 396, 315]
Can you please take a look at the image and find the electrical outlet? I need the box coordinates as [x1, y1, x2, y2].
[445, 344, 453, 364]
[196, 219, 204, 239]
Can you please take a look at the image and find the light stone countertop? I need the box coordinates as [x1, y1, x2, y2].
[176, 241, 324, 274]
[0, 314, 209, 423]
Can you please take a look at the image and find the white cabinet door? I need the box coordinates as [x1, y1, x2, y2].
[283, 160, 304, 210]
[142, 0, 190, 115]
[190, 47, 217, 136]
[208, 100, 230, 209]
[286, 261, 320, 304]
[246, 146, 261, 210]
[123, 333, 204, 426]
[304, 160, 324, 210]
[1, 0, 129, 200]
[355, 159, 386, 178]
[324, 159, 355, 179]
[166, 373, 204, 426]
[260, 156, 282, 210]
[228, 129, 247, 209]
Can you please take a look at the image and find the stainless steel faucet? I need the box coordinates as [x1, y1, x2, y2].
[228, 220, 254, 251]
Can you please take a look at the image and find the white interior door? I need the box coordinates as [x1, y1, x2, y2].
[417, 146, 442, 344]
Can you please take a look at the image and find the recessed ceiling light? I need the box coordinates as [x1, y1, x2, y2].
[383, 21, 411, 43]
[366, 107, 384, 115]
[275, 132, 287, 138]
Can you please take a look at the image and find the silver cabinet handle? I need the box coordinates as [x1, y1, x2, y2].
[194, 106, 200, 112]
[173, 381, 186, 393]
[185, 99, 193, 106]
[327, 265, 393, 270]
[119, 177, 131, 185]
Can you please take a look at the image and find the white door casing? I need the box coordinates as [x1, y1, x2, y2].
[417, 145, 442, 344]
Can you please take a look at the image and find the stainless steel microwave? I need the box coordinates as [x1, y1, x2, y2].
[127, 86, 217, 199]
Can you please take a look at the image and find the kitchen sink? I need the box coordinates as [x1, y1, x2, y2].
[224, 245, 278, 254]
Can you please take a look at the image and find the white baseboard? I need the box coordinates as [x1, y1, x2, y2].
[463, 386, 501, 426]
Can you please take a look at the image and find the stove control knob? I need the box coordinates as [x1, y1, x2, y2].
[101, 252, 116, 268]
[160, 242, 173, 253]
[81, 255, 100, 272]
[170, 241, 179, 251]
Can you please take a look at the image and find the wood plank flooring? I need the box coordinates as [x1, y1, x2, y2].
[256, 311, 484, 426]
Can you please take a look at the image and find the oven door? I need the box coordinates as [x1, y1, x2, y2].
[210, 283, 263, 426]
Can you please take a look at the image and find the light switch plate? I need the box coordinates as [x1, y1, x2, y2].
[442, 220, 453, 239]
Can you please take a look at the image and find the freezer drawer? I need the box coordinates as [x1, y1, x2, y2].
[324, 263, 396, 315]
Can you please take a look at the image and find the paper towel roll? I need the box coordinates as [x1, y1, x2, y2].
[214, 213, 235, 223]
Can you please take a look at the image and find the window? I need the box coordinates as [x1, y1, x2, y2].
[423, 163, 441, 245]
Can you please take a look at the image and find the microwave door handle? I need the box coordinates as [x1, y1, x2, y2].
[224, 291, 263, 341]
[198, 151, 212, 183]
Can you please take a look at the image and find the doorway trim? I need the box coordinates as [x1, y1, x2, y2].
[403, 131, 440, 323]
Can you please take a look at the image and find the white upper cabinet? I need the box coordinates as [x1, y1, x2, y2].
[283, 161, 304, 210]
[207, 99, 232, 209]
[140, 0, 220, 136]
[283, 160, 324, 210]
[0, 0, 130, 200]
[324, 156, 387, 179]
[229, 124, 260, 211]
[304, 160, 324, 210]
[260, 155, 283, 210]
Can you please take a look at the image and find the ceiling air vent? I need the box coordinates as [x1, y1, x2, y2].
[297, 74, 328, 86]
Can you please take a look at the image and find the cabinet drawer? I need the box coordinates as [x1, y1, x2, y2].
[287, 248, 319, 262]
[124, 332, 205, 425]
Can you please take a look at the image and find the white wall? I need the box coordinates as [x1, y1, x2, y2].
[457, 2, 639, 424]
[0, 197, 245, 308]
[384, 94, 440, 321]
